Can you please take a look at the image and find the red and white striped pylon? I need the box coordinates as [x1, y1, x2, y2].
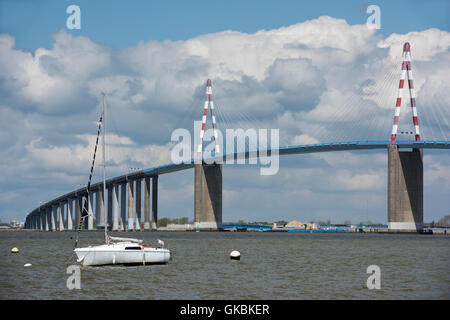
[390, 42, 421, 144]
[197, 79, 220, 160]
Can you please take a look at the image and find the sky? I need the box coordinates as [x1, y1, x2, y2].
[0, 0, 449, 225]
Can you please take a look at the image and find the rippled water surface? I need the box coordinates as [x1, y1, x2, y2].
[0, 231, 448, 299]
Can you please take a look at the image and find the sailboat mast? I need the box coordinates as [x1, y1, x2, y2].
[102, 92, 107, 242]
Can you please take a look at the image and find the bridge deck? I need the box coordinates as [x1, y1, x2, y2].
[27, 140, 450, 216]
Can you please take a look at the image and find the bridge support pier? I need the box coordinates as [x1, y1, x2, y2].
[58, 203, 65, 231]
[27, 215, 32, 229]
[75, 196, 82, 230]
[128, 181, 135, 231]
[88, 193, 95, 230]
[107, 186, 113, 230]
[152, 176, 158, 230]
[66, 199, 73, 230]
[96, 189, 105, 229]
[41, 210, 47, 230]
[144, 177, 151, 230]
[38, 214, 42, 230]
[194, 163, 222, 230]
[120, 184, 126, 231]
[388, 145, 423, 232]
[112, 185, 119, 231]
[136, 179, 142, 230]
[50, 206, 57, 231]
[46, 208, 50, 231]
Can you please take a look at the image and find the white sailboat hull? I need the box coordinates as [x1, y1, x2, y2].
[74, 242, 171, 266]
[73, 97, 171, 267]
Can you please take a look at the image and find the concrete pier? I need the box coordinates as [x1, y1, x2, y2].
[58, 202, 65, 231]
[152, 176, 158, 230]
[128, 180, 134, 230]
[135, 179, 142, 230]
[107, 186, 113, 229]
[41, 210, 47, 230]
[120, 184, 126, 230]
[36, 213, 41, 230]
[144, 177, 151, 230]
[96, 189, 105, 229]
[49, 205, 58, 231]
[66, 199, 73, 230]
[75, 196, 82, 230]
[194, 164, 222, 230]
[44, 208, 49, 231]
[112, 184, 119, 230]
[45, 207, 50, 231]
[46, 207, 51, 231]
[88, 193, 95, 230]
[388, 145, 423, 232]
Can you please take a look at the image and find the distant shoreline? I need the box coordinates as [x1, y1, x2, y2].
[1, 228, 448, 235]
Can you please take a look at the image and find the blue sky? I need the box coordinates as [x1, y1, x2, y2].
[1, 0, 449, 50]
[0, 0, 449, 225]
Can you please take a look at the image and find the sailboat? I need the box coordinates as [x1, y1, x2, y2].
[73, 93, 171, 266]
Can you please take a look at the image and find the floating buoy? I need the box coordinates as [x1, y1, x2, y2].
[11, 247, 19, 253]
[24, 263, 32, 267]
[230, 250, 241, 260]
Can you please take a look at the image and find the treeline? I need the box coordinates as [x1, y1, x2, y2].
[157, 217, 190, 227]
[425, 215, 450, 227]
[155, 215, 450, 228]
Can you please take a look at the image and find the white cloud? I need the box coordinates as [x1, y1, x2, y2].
[291, 134, 320, 145]
[1, 16, 449, 223]
[334, 169, 384, 191]
[424, 154, 450, 190]
[24, 133, 172, 177]
[379, 28, 450, 62]
[318, 151, 386, 168]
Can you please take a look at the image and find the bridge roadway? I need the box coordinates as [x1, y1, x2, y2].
[25, 140, 450, 228]
[144, 140, 450, 175]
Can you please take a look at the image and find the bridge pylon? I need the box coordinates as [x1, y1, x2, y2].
[194, 79, 223, 230]
[388, 42, 423, 232]
[194, 163, 222, 230]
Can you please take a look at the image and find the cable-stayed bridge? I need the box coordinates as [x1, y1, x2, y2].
[24, 43, 450, 232]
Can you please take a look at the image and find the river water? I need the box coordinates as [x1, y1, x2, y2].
[0, 231, 448, 300]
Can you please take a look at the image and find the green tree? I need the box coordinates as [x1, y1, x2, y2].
[179, 217, 189, 224]
[157, 217, 168, 227]
[439, 215, 450, 226]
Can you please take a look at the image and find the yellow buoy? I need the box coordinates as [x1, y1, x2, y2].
[11, 247, 19, 253]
